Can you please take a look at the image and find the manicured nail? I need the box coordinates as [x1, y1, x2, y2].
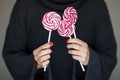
[49, 42, 53, 46]
[66, 40, 68, 43]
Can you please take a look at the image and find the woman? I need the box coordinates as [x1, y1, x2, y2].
[3, 0, 117, 80]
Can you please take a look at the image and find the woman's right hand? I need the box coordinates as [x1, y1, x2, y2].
[33, 42, 53, 69]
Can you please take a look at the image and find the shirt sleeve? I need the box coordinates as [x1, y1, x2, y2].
[85, 0, 117, 80]
[2, 1, 42, 80]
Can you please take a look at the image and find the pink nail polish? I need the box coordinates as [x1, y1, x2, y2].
[49, 42, 53, 46]
[66, 40, 68, 43]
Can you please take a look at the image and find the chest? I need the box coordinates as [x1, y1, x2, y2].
[25, 6, 95, 51]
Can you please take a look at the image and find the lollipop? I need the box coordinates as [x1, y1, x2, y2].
[58, 7, 85, 71]
[63, 7, 78, 38]
[42, 11, 61, 71]
[63, 7, 78, 25]
[57, 20, 75, 38]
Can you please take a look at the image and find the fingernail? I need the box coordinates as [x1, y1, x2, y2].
[49, 42, 53, 46]
[66, 40, 68, 43]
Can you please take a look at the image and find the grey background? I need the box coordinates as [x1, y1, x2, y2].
[0, 0, 120, 80]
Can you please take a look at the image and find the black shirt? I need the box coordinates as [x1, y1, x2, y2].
[3, 0, 117, 80]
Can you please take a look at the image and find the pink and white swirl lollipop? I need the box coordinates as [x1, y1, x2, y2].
[42, 11, 61, 42]
[42, 11, 61, 71]
[63, 7, 78, 25]
[57, 20, 75, 37]
[42, 12, 61, 31]
[59, 7, 85, 71]
[63, 7, 78, 38]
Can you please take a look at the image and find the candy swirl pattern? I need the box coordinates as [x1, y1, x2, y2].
[63, 7, 78, 25]
[57, 7, 77, 37]
[57, 20, 75, 37]
[42, 12, 62, 31]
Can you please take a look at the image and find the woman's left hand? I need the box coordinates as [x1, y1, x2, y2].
[67, 38, 90, 66]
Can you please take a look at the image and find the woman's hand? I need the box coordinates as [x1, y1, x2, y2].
[33, 42, 53, 69]
[67, 38, 90, 66]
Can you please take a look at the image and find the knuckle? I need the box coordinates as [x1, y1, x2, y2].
[46, 61, 50, 66]
[42, 57, 45, 62]
[33, 50, 36, 55]
[84, 43, 88, 47]
[69, 50, 72, 54]
[72, 44, 75, 48]
[47, 55, 50, 59]
[41, 62, 44, 67]
[34, 55, 38, 61]
[48, 49, 52, 53]
[77, 51, 80, 54]
[38, 61, 42, 66]
[45, 60, 49, 65]
[34, 57, 37, 61]
[67, 45, 70, 49]
[71, 50, 73, 53]
[69, 50, 71, 53]
[47, 60, 50, 63]
[40, 50, 43, 54]
[76, 38, 79, 42]
[39, 57, 42, 62]
[72, 55, 76, 59]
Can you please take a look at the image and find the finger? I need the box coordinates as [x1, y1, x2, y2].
[72, 55, 85, 63]
[40, 42, 53, 50]
[68, 50, 81, 56]
[67, 43, 81, 50]
[36, 49, 52, 59]
[38, 60, 50, 68]
[67, 38, 85, 46]
[33, 42, 53, 55]
[42, 60, 50, 68]
[38, 54, 51, 63]
[68, 50, 87, 60]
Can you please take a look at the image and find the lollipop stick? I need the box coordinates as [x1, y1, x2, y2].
[48, 31, 52, 43]
[43, 64, 47, 72]
[44, 31, 52, 72]
[69, 36, 72, 39]
[80, 61, 85, 71]
[73, 25, 85, 72]
[72, 24, 77, 38]
[73, 30, 77, 38]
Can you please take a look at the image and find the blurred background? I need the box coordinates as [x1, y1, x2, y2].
[0, 0, 120, 80]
